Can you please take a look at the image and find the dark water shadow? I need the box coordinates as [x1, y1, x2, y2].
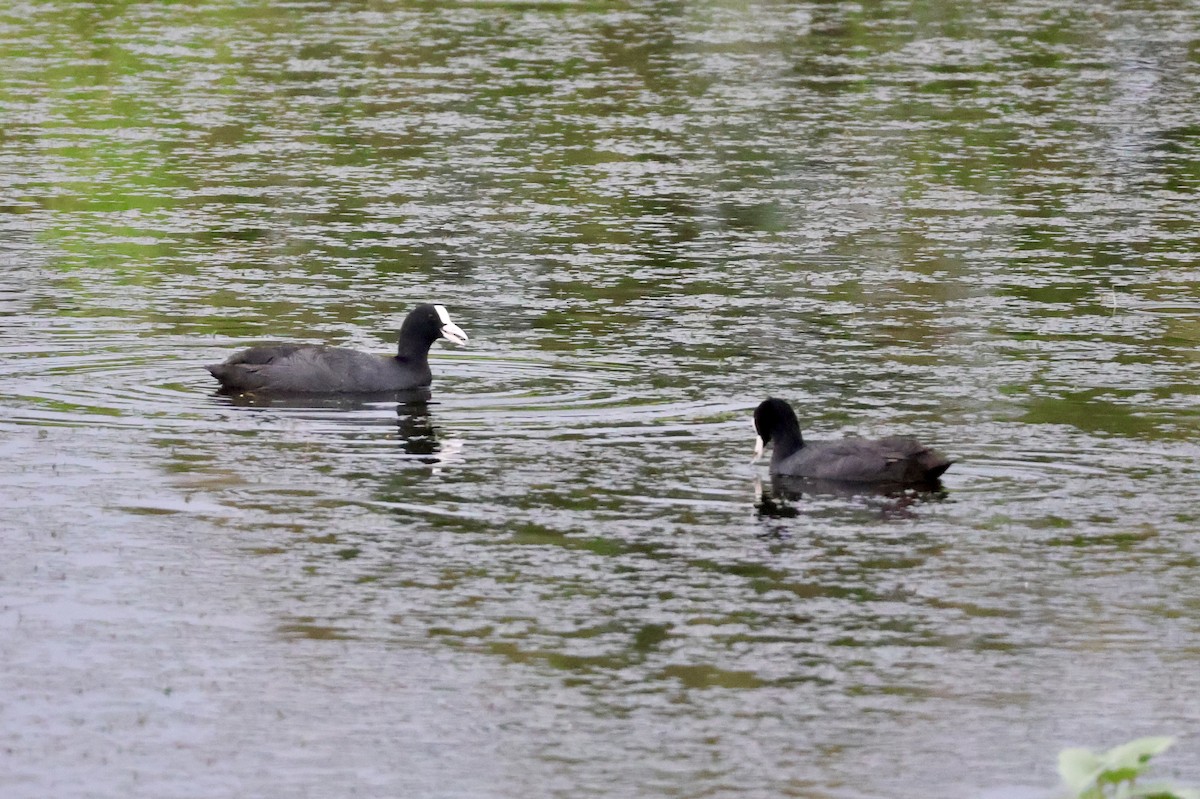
[755, 474, 948, 521]
[209, 387, 445, 459]
[211, 386, 433, 409]
[392, 402, 441, 460]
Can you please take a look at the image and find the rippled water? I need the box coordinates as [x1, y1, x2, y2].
[3, 0, 1200, 796]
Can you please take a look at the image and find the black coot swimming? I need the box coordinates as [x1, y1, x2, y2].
[206, 303, 468, 394]
[752, 397, 952, 485]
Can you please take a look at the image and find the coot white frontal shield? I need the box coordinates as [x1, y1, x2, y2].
[435, 305, 469, 346]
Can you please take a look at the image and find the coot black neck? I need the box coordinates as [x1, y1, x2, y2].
[771, 426, 805, 463]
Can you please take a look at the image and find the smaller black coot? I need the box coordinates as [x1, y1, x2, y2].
[205, 303, 468, 394]
[752, 397, 952, 485]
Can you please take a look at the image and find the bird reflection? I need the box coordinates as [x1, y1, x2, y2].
[215, 387, 433, 409]
[754, 474, 947, 520]
[212, 387, 459, 464]
[394, 399, 440, 459]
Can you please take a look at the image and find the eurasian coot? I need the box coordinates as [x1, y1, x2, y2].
[206, 303, 467, 394]
[752, 397, 952, 485]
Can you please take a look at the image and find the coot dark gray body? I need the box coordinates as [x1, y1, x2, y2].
[752, 398, 952, 485]
[206, 304, 467, 394]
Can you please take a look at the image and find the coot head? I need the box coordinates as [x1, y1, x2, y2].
[401, 303, 469, 349]
[752, 397, 802, 462]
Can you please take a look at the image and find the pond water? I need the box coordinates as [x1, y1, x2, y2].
[3, 0, 1200, 796]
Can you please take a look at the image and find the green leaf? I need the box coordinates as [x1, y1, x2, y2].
[1128, 783, 1200, 799]
[1059, 747, 1105, 794]
[1098, 737, 1176, 782]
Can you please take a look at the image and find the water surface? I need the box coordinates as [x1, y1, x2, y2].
[3, 0, 1200, 797]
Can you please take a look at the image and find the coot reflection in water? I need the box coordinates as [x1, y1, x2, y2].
[212, 388, 448, 461]
[755, 474, 949, 521]
[214, 387, 433, 411]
